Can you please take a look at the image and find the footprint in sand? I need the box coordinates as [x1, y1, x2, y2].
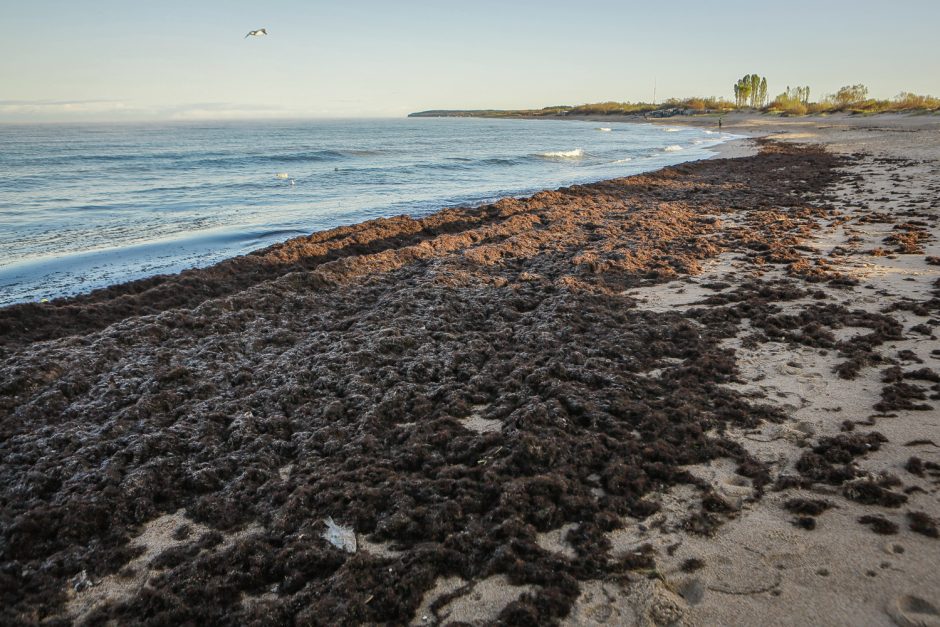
[676, 578, 705, 606]
[716, 474, 754, 509]
[706, 553, 782, 595]
[887, 595, 940, 627]
[682, 459, 758, 512]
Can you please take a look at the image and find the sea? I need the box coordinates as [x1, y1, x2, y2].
[0, 117, 733, 305]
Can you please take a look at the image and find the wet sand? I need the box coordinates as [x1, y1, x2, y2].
[1, 114, 939, 626]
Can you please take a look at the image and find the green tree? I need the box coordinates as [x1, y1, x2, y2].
[733, 73, 768, 108]
[833, 84, 869, 107]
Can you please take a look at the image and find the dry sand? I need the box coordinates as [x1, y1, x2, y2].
[1, 113, 939, 626]
[558, 113, 940, 627]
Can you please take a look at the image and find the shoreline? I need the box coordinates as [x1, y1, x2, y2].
[2, 115, 940, 625]
[0, 120, 730, 309]
[0, 122, 736, 322]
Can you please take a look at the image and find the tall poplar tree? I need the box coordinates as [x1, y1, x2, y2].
[733, 73, 769, 108]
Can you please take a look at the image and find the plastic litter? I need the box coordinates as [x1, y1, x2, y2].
[322, 517, 357, 553]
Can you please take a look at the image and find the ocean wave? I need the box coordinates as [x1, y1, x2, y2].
[612, 157, 633, 164]
[535, 148, 584, 160]
[445, 156, 522, 167]
[481, 157, 523, 166]
[238, 228, 310, 242]
[664, 145, 683, 152]
[596, 127, 612, 132]
[183, 151, 345, 167]
[263, 150, 347, 163]
[338, 149, 385, 157]
[663, 128, 681, 132]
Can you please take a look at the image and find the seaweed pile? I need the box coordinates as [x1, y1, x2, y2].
[1, 142, 846, 624]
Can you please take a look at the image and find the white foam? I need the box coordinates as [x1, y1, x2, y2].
[537, 148, 584, 159]
[612, 157, 633, 164]
[596, 127, 612, 132]
[664, 145, 683, 152]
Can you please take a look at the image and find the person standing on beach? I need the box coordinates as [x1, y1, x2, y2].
[718, 117, 723, 130]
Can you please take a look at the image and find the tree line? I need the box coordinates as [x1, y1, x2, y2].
[733, 74, 768, 108]
[730, 75, 937, 115]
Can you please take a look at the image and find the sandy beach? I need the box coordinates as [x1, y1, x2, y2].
[1, 113, 939, 626]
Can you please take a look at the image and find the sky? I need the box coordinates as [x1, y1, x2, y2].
[1, 0, 939, 122]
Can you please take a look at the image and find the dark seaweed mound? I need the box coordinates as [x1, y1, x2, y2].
[0, 142, 844, 624]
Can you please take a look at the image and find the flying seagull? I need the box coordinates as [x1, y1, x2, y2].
[245, 28, 268, 38]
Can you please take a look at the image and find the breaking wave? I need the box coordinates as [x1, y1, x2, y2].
[536, 148, 584, 160]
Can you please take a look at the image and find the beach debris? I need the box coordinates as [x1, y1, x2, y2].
[783, 498, 833, 516]
[245, 28, 268, 38]
[907, 511, 939, 538]
[8, 139, 923, 624]
[844, 479, 908, 508]
[275, 173, 289, 179]
[322, 517, 357, 553]
[69, 569, 94, 592]
[858, 514, 898, 536]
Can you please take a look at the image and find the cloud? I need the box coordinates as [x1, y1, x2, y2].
[0, 99, 321, 122]
[0, 99, 401, 122]
[0, 99, 132, 115]
[164, 102, 298, 120]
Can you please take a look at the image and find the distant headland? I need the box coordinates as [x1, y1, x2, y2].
[411, 76, 940, 119]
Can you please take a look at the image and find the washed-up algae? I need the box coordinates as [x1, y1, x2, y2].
[1, 142, 850, 624]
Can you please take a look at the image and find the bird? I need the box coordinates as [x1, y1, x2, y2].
[245, 28, 268, 38]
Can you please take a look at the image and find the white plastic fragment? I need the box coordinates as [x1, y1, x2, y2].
[322, 517, 357, 553]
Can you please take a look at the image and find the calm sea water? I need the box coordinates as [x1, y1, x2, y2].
[0, 118, 732, 305]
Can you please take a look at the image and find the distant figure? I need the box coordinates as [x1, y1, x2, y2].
[718, 117, 722, 130]
[245, 28, 268, 38]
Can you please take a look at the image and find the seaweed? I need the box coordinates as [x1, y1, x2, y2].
[783, 498, 833, 516]
[857, 515, 899, 535]
[907, 512, 939, 538]
[0, 142, 850, 624]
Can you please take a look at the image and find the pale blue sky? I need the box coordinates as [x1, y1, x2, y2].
[2, 0, 938, 121]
